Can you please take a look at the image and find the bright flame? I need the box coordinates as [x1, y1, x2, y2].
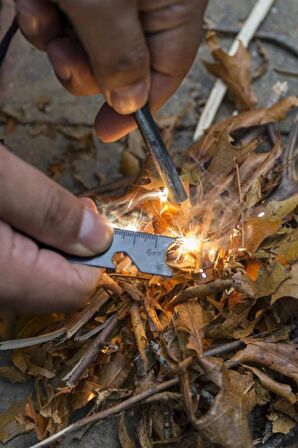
[176, 231, 202, 256]
[158, 188, 169, 203]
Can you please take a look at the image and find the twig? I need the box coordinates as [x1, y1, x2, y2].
[235, 160, 245, 248]
[274, 67, 298, 77]
[64, 314, 118, 387]
[193, 0, 276, 141]
[168, 279, 234, 308]
[29, 378, 179, 448]
[204, 25, 298, 59]
[180, 372, 200, 430]
[203, 340, 245, 358]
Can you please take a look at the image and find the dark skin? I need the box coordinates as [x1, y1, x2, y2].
[0, 0, 207, 312]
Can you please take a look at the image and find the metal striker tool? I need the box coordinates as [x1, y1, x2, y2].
[134, 105, 188, 205]
[67, 228, 175, 277]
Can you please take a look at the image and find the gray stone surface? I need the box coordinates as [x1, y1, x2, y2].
[0, 0, 297, 446]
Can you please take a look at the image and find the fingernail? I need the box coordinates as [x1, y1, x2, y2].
[16, 8, 39, 36]
[108, 79, 149, 114]
[52, 61, 71, 82]
[47, 41, 72, 82]
[79, 197, 98, 213]
[78, 209, 113, 255]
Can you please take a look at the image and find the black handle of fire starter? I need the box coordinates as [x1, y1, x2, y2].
[134, 105, 188, 205]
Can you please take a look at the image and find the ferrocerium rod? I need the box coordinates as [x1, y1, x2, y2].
[134, 105, 188, 204]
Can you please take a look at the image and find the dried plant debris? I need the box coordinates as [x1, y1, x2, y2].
[202, 32, 258, 111]
[0, 37, 298, 448]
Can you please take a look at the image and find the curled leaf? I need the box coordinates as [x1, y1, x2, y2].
[203, 32, 257, 111]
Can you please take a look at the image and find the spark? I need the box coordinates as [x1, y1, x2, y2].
[87, 392, 95, 402]
[201, 272, 207, 279]
[158, 188, 169, 203]
[177, 231, 202, 255]
[112, 215, 141, 232]
[258, 211, 265, 218]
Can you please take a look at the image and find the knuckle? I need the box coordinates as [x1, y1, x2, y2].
[100, 45, 149, 79]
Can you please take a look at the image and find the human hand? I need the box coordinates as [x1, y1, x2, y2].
[0, 145, 112, 313]
[15, 0, 207, 142]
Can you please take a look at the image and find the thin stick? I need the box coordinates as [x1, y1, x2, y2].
[203, 340, 245, 357]
[193, 0, 276, 141]
[29, 378, 179, 448]
[64, 314, 118, 387]
[235, 160, 245, 248]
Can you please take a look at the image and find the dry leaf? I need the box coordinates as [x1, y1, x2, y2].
[254, 262, 290, 298]
[232, 341, 298, 383]
[0, 401, 29, 443]
[119, 414, 135, 448]
[274, 229, 298, 264]
[0, 366, 27, 383]
[173, 299, 205, 357]
[203, 32, 257, 111]
[195, 365, 256, 448]
[245, 365, 296, 404]
[22, 399, 47, 441]
[189, 96, 298, 160]
[96, 352, 130, 388]
[272, 264, 298, 303]
[244, 217, 281, 254]
[268, 410, 296, 434]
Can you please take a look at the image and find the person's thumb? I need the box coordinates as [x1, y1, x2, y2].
[0, 145, 112, 256]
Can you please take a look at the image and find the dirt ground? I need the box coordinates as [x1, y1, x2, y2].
[0, 0, 297, 446]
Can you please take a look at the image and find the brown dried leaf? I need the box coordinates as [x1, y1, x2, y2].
[119, 414, 135, 448]
[232, 341, 298, 383]
[272, 263, 298, 303]
[274, 228, 298, 263]
[189, 96, 298, 160]
[137, 411, 153, 448]
[0, 366, 27, 383]
[131, 303, 148, 371]
[203, 32, 257, 111]
[244, 217, 281, 254]
[254, 262, 290, 298]
[245, 365, 296, 404]
[0, 401, 29, 443]
[173, 299, 205, 357]
[266, 195, 298, 220]
[195, 365, 256, 448]
[96, 352, 130, 388]
[268, 410, 296, 434]
[22, 399, 48, 441]
[27, 363, 56, 379]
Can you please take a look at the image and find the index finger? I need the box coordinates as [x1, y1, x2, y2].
[95, 0, 207, 142]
